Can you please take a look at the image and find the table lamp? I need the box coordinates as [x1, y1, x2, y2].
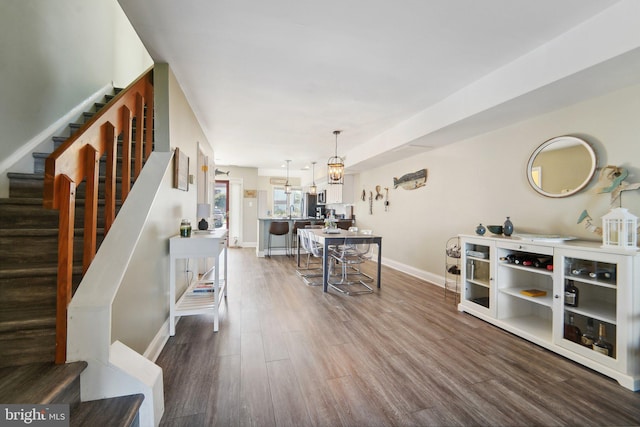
[197, 203, 211, 230]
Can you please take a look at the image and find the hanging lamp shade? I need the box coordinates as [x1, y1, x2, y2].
[327, 130, 344, 184]
[284, 160, 291, 194]
[309, 161, 317, 195]
[602, 207, 638, 250]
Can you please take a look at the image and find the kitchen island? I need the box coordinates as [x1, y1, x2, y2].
[256, 217, 353, 257]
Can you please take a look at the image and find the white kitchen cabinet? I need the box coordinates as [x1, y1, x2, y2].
[323, 175, 354, 205]
[325, 183, 343, 204]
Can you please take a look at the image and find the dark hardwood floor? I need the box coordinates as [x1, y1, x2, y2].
[157, 248, 640, 427]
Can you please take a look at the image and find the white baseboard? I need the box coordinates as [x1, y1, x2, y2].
[144, 318, 171, 363]
[381, 256, 444, 288]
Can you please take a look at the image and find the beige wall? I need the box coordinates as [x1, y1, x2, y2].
[353, 84, 640, 283]
[111, 65, 214, 353]
[0, 0, 152, 170]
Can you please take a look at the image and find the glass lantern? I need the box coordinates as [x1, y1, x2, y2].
[601, 207, 638, 250]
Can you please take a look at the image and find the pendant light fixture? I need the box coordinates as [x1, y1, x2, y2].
[309, 161, 317, 195]
[284, 159, 292, 194]
[327, 130, 344, 184]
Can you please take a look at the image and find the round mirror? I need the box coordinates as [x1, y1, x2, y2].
[527, 136, 596, 198]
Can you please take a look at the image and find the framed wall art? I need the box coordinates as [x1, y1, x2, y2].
[173, 147, 189, 191]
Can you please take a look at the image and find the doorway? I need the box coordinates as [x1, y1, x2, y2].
[214, 181, 229, 229]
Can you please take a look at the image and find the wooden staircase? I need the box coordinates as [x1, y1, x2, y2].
[0, 87, 147, 425]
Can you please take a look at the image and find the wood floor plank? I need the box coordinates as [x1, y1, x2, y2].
[327, 374, 393, 427]
[330, 341, 435, 415]
[469, 378, 565, 426]
[239, 331, 276, 427]
[266, 359, 313, 427]
[157, 248, 640, 427]
[158, 342, 215, 421]
[281, 331, 345, 426]
[206, 354, 241, 427]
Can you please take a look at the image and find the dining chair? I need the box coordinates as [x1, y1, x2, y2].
[328, 235, 376, 295]
[349, 229, 374, 281]
[297, 228, 324, 286]
[291, 220, 311, 253]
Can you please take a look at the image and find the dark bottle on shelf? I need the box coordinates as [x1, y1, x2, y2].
[500, 254, 517, 264]
[581, 318, 596, 347]
[521, 256, 536, 266]
[533, 257, 553, 269]
[563, 314, 582, 344]
[564, 280, 579, 307]
[588, 269, 614, 280]
[512, 254, 534, 265]
[592, 323, 614, 356]
[571, 267, 589, 276]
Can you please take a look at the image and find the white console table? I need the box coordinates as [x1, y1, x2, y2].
[169, 229, 228, 335]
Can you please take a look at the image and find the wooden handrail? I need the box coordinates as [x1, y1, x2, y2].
[44, 67, 154, 363]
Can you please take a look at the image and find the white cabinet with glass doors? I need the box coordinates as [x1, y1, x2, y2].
[458, 234, 640, 391]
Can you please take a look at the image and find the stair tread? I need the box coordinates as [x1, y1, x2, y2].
[7, 172, 44, 179]
[0, 228, 61, 236]
[8, 172, 128, 182]
[0, 228, 104, 236]
[0, 197, 44, 205]
[0, 196, 117, 204]
[0, 315, 56, 333]
[71, 393, 144, 427]
[0, 264, 83, 278]
[0, 361, 87, 403]
[0, 266, 57, 278]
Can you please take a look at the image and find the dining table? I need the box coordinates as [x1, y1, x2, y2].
[298, 228, 383, 292]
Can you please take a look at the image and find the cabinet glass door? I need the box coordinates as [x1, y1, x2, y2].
[462, 241, 492, 312]
[556, 249, 625, 370]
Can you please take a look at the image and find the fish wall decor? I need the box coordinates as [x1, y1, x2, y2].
[393, 168, 427, 190]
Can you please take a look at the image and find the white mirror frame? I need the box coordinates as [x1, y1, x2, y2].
[526, 136, 597, 198]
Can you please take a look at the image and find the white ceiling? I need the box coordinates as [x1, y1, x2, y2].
[118, 0, 639, 175]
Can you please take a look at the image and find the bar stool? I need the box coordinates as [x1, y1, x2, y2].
[267, 221, 290, 257]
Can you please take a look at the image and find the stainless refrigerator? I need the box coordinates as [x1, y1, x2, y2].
[302, 193, 317, 218]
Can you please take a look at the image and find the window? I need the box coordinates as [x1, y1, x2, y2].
[273, 187, 303, 217]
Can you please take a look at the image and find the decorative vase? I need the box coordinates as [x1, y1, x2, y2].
[504, 217, 514, 236]
[475, 223, 486, 236]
